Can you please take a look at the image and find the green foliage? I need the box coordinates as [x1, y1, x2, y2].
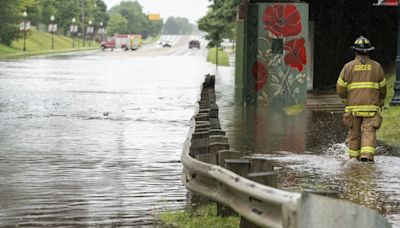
[108, 1, 163, 38]
[378, 106, 400, 147]
[198, 0, 239, 47]
[207, 47, 229, 66]
[107, 13, 128, 35]
[0, 0, 29, 45]
[148, 20, 163, 37]
[0, 0, 109, 45]
[158, 204, 239, 228]
[163, 17, 194, 35]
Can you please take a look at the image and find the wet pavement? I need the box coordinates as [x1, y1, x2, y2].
[216, 65, 400, 227]
[0, 35, 212, 227]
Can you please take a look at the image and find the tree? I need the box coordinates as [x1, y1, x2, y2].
[148, 19, 163, 37]
[163, 17, 194, 34]
[109, 1, 146, 34]
[198, 0, 239, 47]
[0, 0, 38, 45]
[107, 13, 128, 35]
[108, 1, 163, 38]
[52, 0, 81, 35]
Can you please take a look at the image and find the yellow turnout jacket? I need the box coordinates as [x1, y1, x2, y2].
[336, 55, 386, 115]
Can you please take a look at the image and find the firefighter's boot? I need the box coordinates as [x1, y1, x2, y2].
[360, 152, 374, 162]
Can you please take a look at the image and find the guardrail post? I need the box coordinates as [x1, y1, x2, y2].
[190, 131, 210, 157]
[247, 171, 277, 188]
[210, 103, 219, 118]
[249, 158, 274, 173]
[217, 159, 251, 217]
[303, 189, 340, 199]
[209, 129, 226, 136]
[209, 142, 229, 154]
[215, 150, 242, 216]
[217, 150, 241, 167]
[247, 158, 277, 188]
[224, 159, 251, 182]
[209, 135, 229, 144]
[196, 153, 217, 165]
[240, 159, 278, 228]
[209, 117, 221, 129]
[194, 113, 209, 122]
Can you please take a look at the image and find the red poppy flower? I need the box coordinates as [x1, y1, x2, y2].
[284, 38, 307, 72]
[262, 4, 302, 37]
[251, 61, 268, 91]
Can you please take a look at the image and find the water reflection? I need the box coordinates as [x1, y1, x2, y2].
[228, 105, 307, 154]
[339, 162, 382, 210]
[0, 49, 213, 226]
[217, 69, 400, 227]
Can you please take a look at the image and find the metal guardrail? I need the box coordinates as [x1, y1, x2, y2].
[180, 75, 392, 228]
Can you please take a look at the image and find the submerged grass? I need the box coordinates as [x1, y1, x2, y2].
[207, 47, 230, 66]
[284, 103, 305, 116]
[158, 204, 239, 228]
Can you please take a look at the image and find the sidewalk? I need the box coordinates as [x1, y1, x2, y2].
[306, 90, 344, 113]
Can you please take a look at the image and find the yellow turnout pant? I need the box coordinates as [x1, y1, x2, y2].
[343, 112, 382, 159]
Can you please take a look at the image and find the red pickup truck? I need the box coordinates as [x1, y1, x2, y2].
[100, 40, 116, 51]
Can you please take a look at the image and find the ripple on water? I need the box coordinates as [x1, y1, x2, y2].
[0, 50, 211, 226]
[248, 151, 400, 226]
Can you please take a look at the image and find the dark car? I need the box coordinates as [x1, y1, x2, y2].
[189, 40, 200, 49]
[162, 41, 172, 48]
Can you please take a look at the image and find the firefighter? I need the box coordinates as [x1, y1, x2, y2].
[336, 36, 386, 162]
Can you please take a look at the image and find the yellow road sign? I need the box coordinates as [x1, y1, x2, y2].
[148, 14, 161, 21]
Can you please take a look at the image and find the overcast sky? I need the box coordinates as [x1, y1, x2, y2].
[102, 0, 210, 24]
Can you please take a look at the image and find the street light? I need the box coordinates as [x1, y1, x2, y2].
[70, 18, 78, 48]
[81, 0, 85, 47]
[20, 11, 30, 51]
[86, 20, 94, 46]
[48, 15, 57, 49]
[98, 22, 105, 42]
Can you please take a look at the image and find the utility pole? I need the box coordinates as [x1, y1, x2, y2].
[82, 0, 85, 47]
[216, 33, 220, 75]
[391, 3, 400, 105]
[21, 11, 28, 51]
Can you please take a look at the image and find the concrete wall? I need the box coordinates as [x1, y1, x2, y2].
[307, 0, 397, 89]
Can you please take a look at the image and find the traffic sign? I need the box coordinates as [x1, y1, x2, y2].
[148, 14, 161, 21]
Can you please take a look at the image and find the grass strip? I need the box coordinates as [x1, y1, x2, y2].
[0, 29, 98, 59]
[378, 70, 400, 147]
[158, 203, 239, 228]
[207, 47, 230, 66]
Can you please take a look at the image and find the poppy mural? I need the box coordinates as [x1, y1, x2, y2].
[245, 3, 309, 108]
[262, 4, 302, 37]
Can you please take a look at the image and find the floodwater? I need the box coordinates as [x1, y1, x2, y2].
[0, 35, 212, 227]
[1, 34, 399, 227]
[216, 65, 400, 227]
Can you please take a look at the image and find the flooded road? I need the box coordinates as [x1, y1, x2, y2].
[216, 66, 400, 227]
[0, 35, 213, 226]
[1, 34, 399, 227]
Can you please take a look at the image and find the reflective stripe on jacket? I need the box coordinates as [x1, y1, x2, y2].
[336, 55, 386, 112]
